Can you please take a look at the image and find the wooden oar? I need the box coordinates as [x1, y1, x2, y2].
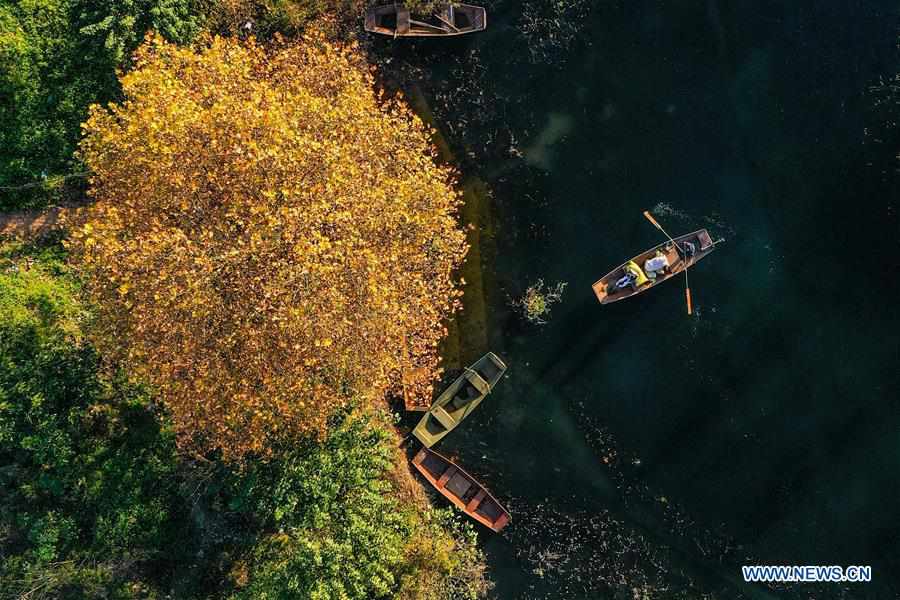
[408, 17, 447, 31]
[642, 210, 693, 315]
[434, 12, 460, 31]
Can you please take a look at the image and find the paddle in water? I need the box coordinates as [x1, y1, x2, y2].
[642, 210, 693, 315]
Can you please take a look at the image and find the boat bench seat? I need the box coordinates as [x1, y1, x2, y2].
[436, 466, 456, 488]
[432, 406, 455, 429]
[469, 373, 490, 394]
[466, 489, 486, 511]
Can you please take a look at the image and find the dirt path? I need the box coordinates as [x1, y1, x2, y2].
[0, 203, 78, 239]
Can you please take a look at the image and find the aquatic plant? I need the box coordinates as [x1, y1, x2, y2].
[511, 279, 567, 325]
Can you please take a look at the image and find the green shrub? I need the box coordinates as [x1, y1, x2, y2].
[0, 238, 491, 599]
[0, 0, 201, 208]
[0, 238, 188, 598]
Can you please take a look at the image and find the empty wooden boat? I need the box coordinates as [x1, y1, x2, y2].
[592, 229, 716, 304]
[412, 352, 506, 447]
[412, 447, 511, 532]
[365, 3, 487, 37]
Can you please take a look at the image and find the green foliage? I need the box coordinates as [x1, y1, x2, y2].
[205, 0, 435, 39]
[0, 0, 200, 208]
[78, 0, 201, 65]
[228, 412, 411, 599]
[0, 238, 187, 598]
[397, 509, 493, 600]
[221, 411, 492, 600]
[0, 239, 490, 599]
[0, 1, 82, 193]
[259, 0, 363, 34]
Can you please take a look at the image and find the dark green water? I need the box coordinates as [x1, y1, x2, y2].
[376, 1, 899, 598]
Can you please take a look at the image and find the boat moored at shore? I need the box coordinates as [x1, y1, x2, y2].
[412, 352, 507, 447]
[412, 446, 511, 532]
[365, 3, 487, 37]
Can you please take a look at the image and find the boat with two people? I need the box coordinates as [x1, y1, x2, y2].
[592, 210, 722, 314]
[592, 228, 715, 304]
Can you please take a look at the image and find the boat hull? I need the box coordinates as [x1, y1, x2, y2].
[365, 3, 487, 37]
[411, 352, 506, 447]
[412, 447, 511, 532]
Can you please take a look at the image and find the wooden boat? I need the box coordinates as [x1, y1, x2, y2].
[592, 229, 716, 303]
[412, 447, 511, 532]
[364, 3, 487, 37]
[412, 352, 506, 447]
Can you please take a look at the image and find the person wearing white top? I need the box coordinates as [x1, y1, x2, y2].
[644, 252, 669, 280]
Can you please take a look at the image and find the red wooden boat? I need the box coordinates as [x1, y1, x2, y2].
[411, 447, 510, 532]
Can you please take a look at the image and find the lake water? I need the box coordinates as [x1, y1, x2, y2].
[374, 1, 899, 597]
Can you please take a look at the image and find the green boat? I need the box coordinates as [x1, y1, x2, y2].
[412, 352, 507, 447]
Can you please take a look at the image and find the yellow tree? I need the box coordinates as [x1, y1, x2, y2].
[69, 33, 467, 459]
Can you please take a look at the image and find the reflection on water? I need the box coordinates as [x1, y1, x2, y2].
[524, 113, 575, 169]
[371, 0, 900, 597]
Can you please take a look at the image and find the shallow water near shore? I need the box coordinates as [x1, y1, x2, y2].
[375, 1, 899, 597]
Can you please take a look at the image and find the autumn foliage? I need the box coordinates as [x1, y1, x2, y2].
[69, 34, 467, 459]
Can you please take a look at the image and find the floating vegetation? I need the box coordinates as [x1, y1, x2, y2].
[569, 404, 750, 591]
[519, 0, 593, 66]
[503, 497, 718, 599]
[510, 279, 567, 325]
[701, 211, 737, 239]
[866, 72, 900, 126]
[431, 49, 511, 154]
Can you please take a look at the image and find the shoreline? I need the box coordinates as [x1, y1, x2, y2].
[404, 82, 495, 372]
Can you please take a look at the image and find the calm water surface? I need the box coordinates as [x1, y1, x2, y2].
[378, 1, 899, 598]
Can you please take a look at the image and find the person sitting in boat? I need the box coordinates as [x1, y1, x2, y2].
[615, 260, 649, 290]
[615, 272, 636, 289]
[643, 251, 669, 280]
[681, 240, 696, 258]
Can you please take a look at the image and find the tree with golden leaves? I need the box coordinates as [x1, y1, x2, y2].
[69, 33, 467, 459]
